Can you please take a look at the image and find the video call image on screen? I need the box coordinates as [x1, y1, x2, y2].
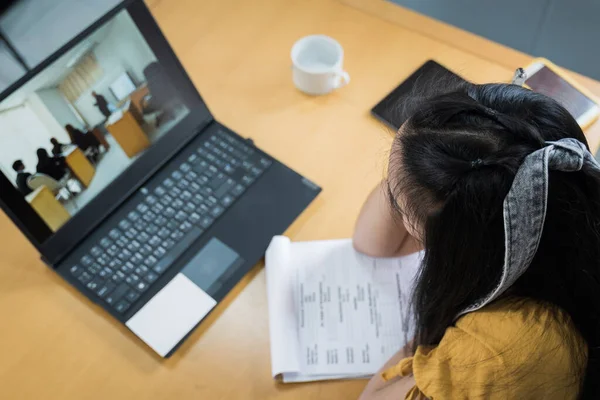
[0, 10, 189, 232]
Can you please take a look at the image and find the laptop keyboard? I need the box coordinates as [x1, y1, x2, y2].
[67, 130, 272, 315]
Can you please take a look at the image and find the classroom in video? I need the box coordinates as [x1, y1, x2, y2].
[0, 10, 189, 232]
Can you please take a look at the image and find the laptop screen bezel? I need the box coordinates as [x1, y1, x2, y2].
[0, 0, 214, 266]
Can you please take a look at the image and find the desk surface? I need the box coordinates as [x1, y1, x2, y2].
[2, 0, 600, 399]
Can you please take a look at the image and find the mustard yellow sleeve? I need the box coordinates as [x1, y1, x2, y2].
[381, 302, 584, 400]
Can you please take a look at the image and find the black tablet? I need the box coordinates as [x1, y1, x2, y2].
[371, 60, 465, 130]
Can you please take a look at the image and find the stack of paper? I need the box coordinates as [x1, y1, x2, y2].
[265, 236, 422, 383]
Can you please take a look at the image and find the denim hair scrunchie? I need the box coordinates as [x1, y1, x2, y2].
[457, 138, 600, 318]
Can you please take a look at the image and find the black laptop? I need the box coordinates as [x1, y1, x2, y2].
[0, 0, 320, 356]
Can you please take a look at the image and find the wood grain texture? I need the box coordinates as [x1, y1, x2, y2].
[1, 0, 599, 399]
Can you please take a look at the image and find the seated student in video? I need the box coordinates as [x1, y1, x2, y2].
[50, 137, 69, 157]
[36, 148, 67, 181]
[12, 160, 33, 196]
[64, 124, 101, 161]
[355, 82, 598, 399]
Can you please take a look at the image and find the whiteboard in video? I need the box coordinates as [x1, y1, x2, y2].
[110, 73, 136, 101]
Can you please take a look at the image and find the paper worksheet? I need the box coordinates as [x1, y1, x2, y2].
[265, 236, 422, 383]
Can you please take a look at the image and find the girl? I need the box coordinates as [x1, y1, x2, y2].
[354, 82, 599, 399]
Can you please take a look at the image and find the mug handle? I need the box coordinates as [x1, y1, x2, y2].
[334, 70, 350, 89]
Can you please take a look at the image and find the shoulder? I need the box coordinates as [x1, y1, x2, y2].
[412, 298, 586, 399]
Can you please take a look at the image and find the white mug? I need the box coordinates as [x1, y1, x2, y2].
[291, 35, 350, 95]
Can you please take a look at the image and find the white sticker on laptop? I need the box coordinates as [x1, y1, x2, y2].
[126, 273, 216, 357]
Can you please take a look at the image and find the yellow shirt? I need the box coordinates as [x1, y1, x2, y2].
[382, 299, 587, 399]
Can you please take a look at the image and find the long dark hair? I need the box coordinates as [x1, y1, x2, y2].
[388, 81, 600, 398]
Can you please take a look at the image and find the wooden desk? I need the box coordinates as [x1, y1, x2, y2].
[64, 147, 95, 188]
[2, 0, 600, 399]
[105, 103, 150, 158]
[25, 185, 70, 232]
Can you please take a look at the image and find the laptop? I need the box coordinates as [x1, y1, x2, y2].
[0, 0, 320, 357]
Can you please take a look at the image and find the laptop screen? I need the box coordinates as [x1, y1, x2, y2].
[0, 8, 191, 238]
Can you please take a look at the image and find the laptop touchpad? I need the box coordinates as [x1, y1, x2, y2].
[180, 237, 245, 296]
[126, 238, 243, 357]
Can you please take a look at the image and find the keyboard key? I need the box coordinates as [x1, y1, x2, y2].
[189, 212, 201, 224]
[171, 170, 183, 180]
[210, 205, 224, 218]
[149, 236, 161, 247]
[125, 274, 140, 285]
[177, 179, 190, 189]
[98, 267, 113, 279]
[81, 255, 93, 267]
[179, 221, 193, 233]
[259, 158, 272, 168]
[221, 195, 234, 207]
[89, 263, 102, 274]
[170, 187, 182, 197]
[197, 204, 210, 215]
[160, 194, 173, 207]
[143, 211, 157, 222]
[172, 199, 184, 210]
[185, 171, 198, 180]
[131, 253, 144, 265]
[97, 281, 116, 298]
[154, 186, 166, 196]
[199, 216, 214, 229]
[86, 277, 103, 291]
[106, 283, 129, 305]
[125, 227, 139, 239]
[121, 262, 135, 274]
[118, 249, 133, 261]
[231, 184, 245, 197]
[224, 164, 236, 174]
[190, 182, 201, 194]
[97, 254, 109, 266]
[135, 281, 148, 292]
[136, 203, 149, 213]
[162, 239, 176, 250]
[140, 244, 153, 256]
[99, 237, 112, 249]
[109, 229, 122, 240]
[170, 230, 184, 241]
[181, 191, 192, 201]
[163, 178, 175, 188]
[134, 265, 149, 276]
[125, 290, 139, 302]
[127, 211, 141, 222]
[146, 224, 159, 235]
[90, 246, 103, 257]
[134, 219, 148, 230]
[175, 211, 188, 222]
[184, 202, 195, 213]
[153, 246, 166, 259]
[164, 207, 176, 218]
[241, 175, 254, 186]
[192, 194, 204, 205]
[250, 167, 262, 176]
[158, 228, 171, 239]
[114, 300, 131, 314]
[152, 203, 165, 214]
[138, 232, 150, 243]
[111, 271, 126, 283]
[78, 271, 93, 284]
[145, 195, 158, 205]
[188, 153, 198, 164]
[69, 265, 83, 277]
[155, 216, 168, 226]
[127, 240, 141, 252]
[107, 245, 119, 257]
[115, 237, 128, 248]
[145, 271, 159, 283]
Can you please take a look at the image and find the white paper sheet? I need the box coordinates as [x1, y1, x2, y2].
[266, 236, 422, 382]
